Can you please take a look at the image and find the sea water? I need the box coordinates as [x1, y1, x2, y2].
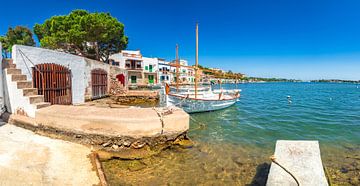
[103, 82, 360, 185]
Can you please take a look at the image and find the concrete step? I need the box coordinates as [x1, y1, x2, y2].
[6, 68, 21, 75]
[11, 74, 27, 81]
[34, 102, 51, 109]
[28, 95, 44, 104]
[22, 88, 38, 96]
[8, 64, 16, 68]
[17, 81, 32, 89]
[3, 63, 16, 69]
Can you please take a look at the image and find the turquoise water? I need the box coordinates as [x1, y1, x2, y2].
[104, 82, 360, 185]
[192, 82, 360, 149]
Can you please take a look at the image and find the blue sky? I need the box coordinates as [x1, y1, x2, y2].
[1, 0, 359, 80]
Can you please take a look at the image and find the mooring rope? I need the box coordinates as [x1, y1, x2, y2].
[270, 155, 300, 186]
[189, 116, 206, 131]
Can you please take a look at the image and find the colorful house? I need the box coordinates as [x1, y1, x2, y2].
[110, 50, 144, 85]
[110, 50, 160, 86]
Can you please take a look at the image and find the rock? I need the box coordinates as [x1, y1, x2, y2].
[127, 160, 147, 172]
[102, 141, 111, 147]
[340, 167, 349, 173]
[174, 138, 193, 148]
[233, 157, 244, 166]
[123, 141, 131, 147]
[112, 144, 119, 150]
[350, 177, 359, 185]
[131, 141, 145, 149]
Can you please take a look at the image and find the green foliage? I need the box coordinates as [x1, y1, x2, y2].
[34, 9, 128, 62]
[0, 26, 35, 56]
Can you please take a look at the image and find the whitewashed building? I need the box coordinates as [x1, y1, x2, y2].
[0, 44, 112, 117]
[109, 50, 160, 85]
[109, 50, 143, 85]
[142, 57, 158, 85]
[158, 59, 171, 84]
[170, 59, 194, 84]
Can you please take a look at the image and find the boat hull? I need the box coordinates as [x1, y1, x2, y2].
[167, 94, 239, 113]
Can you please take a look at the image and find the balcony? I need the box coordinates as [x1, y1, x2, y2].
[125, 60, 142, 71]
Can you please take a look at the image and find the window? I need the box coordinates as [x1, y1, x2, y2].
[131, 76, 137, 83]
[149, 65, 153, 72]
[148, 75, 154, 84]
[145, 66, 148, 70]
[125, 61, 131, 68]
[136, 61, 142, 68]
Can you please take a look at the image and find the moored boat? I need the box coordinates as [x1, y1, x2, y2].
[165, 23, 240, 113]
[166, 87, 240, 113]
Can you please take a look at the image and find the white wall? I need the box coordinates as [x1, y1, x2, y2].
[109, 53, 126, 69]
[13, 45, 86, 104]
[143, 57, 158, 73]
[0, 42, 4, 110]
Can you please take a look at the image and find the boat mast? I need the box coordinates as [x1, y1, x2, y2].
[195, 23, 199, 99]
[176, 44, 179, 92]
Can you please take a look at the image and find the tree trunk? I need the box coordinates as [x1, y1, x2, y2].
[95, 42, 100, 61]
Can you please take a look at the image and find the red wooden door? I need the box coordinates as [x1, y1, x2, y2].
[32, 63, 72, 105]
[91, 69, 108, 99]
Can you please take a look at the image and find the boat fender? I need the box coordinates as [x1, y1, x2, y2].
[165, 83, 170, 95]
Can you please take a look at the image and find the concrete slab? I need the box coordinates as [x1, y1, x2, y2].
[0, 123, 99, 185]
[267, 140, 328, 186]
[34, 105, 189, 138]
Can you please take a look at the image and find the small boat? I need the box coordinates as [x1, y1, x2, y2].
[165, 24, 240, 113]
[166, 85, 240, 113]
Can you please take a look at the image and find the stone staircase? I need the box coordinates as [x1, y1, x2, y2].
[3, 59, 50, 117]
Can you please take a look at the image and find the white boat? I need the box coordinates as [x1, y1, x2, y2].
[166, 87, 240, 113]
[165, 24, 240, 113]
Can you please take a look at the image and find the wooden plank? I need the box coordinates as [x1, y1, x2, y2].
[267, 140, 328, 186]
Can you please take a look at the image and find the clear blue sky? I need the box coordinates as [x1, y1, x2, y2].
[1, 0, 359, 80]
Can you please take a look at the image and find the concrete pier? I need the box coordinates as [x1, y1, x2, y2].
[34, 105, 188, 138]
[0, 122, 99, 185]
[267, 140, 328, 186]
[6, 105, 189, 157]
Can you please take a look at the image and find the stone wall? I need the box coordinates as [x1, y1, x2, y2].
[109, 66, 127, 95]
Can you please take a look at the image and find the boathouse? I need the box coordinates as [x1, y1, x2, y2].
[1, 44, 123, 117]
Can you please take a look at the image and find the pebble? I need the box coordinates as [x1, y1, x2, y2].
[112, 144, 119, 150]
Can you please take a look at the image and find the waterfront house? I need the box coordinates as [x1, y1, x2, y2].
[109, 50, 144, 86]
[142, 57, 158, 85]
[110, 50, 162, 86]
[170, 59, 195, 84]
[158, 58, 172, 84]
